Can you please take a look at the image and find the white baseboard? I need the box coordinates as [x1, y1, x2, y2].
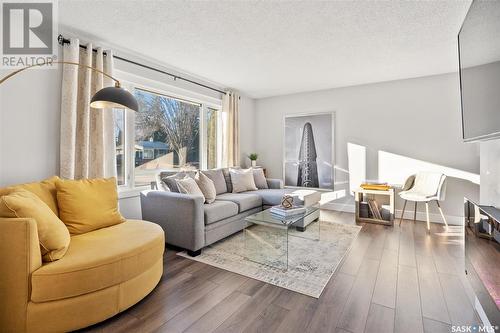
[320, 202, 463, 225]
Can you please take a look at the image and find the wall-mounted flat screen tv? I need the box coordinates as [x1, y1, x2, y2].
[459, 0, 500, 142]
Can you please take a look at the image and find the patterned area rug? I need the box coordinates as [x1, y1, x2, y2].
[177, 220, 361, 298]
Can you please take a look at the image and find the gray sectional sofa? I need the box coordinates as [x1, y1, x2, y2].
[140, 168, 297, 256]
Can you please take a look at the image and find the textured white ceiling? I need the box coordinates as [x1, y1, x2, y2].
[59, 0, 472, 98]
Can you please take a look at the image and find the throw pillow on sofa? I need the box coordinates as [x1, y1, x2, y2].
[195, 172, 216, 204]
[252, 168, 268, 189]
[163, 171, 196, 192]
[229, 168, 258, 193]
[155, 172, 170, 191]
[0, 176, 60, 216]
[56, 177, 125, 235]
[222, 166, 240, 193]
[176, 177, 205, 201]
[0, 189, 70, 261]
[201, 169, 227, 194]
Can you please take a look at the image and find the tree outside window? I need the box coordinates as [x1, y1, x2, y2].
[134, 89, 201, 186]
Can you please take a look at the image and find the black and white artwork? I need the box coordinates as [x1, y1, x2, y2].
[284, 113, 334, 189]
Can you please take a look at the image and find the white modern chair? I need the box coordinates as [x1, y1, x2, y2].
[398, 172, 448, 231]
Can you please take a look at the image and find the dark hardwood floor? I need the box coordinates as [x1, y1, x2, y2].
[79, 211, 479, 333]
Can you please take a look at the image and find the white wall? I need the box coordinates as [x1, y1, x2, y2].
[239, 96, 256, 167]
[0, 67, 62, 186]
[254, 73, 480, 223]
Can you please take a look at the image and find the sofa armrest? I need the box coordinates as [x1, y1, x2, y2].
[140, 190, 205, 251]
[266, 178, 284, 189]
[0, 218, 42, 332]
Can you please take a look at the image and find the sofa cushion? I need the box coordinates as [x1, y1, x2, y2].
[176, 177, 205, 201]
[155, 173, 170, 191]
[31, 220, 164, 303]
[196, 172, 216, 204]
[56, 177, 125, 235]
[215, 192, 262, 212]
[162, 171, 196, 192]
[229, 168, 258, 193]
[247, 189, 295, 206]
[252, 168, 268, 189]
[201, 169, 227, 195]
[221, 167, 240, 193]
[204, 200, 239, 225]
[0, 176, 60, 216]
[0, 189, 70, 262]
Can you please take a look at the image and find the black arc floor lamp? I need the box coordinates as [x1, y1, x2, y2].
[0, 61, 139, 111]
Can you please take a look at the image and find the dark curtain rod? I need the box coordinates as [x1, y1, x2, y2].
[57, 34, 227, 96]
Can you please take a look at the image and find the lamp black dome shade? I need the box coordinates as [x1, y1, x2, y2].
[90, 86, 139, 111]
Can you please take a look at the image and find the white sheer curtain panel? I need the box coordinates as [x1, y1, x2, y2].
[59, 38, 116, 179]
[221, 91, 240, 167]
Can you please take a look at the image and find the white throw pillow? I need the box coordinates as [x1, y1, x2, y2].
[176, 177, 205, 201]
[229, 168, 258, 193]
[195, 171, 216, 204]
[252, 168, 268, 189]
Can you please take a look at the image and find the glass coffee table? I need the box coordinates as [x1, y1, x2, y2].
[243, 206, 320, 271]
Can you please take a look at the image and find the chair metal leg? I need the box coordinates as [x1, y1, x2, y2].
[436, 201, 448, 229]
[425, 202, 430, 232]
[413, 201, 417, 222]
[399, 200, 407, 226]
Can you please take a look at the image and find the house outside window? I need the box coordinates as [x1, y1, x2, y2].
[142, 149, 154, 160]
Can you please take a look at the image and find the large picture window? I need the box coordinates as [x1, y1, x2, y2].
[114, 109, 126, 186]
[114, 84, 222, 189]
[134, 88, 201, 186]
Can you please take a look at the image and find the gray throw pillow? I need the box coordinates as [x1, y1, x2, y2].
[201, 169, 227, 194]
[154, 173, 171, 191]
[196, 171, 216, 204]
[163, 172, 195, 192]
[176, 177, 205, 201]
[252, 168, 268, 189]
[229, 168, 258, 193]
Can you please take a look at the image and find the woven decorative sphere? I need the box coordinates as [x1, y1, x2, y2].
[281, 195, 294, 209]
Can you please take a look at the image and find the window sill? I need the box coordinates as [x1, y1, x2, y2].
[118, 186, 149, 199]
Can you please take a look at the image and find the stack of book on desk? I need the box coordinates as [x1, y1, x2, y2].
[270, 205, 306, 217]
[360, 182, 391, 191]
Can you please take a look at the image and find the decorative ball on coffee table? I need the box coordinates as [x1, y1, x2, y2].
[281, 195, 294, 209]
